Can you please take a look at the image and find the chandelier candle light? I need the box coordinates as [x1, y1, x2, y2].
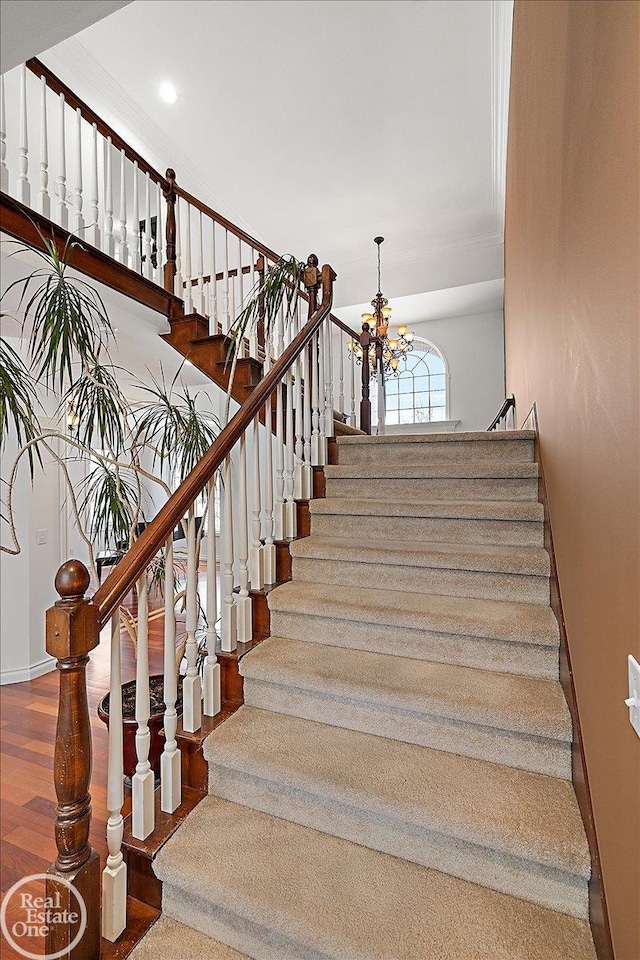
[346, 236, 414, 433]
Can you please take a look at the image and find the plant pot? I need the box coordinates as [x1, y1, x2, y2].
[97, 675, 183, 787]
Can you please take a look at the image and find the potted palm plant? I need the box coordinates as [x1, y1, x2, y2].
[1, 230, 220, 782]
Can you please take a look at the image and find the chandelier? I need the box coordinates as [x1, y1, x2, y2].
[347, 237, 414, 378]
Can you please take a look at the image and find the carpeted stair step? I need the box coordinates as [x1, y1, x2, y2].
[336, 429, 536, 466]
[240, 637, 572, 778]
[153, 796, 596, 960]
[205, 706, 590, 917]
[129, 916, 250, 959]
[290, 536, 549, 603]
[325, 460, 539, 501]
[268, 580, 560, 677]
[309, 497, 544, 546]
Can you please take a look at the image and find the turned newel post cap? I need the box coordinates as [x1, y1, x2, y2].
[307, 253, 318, 267]
[55, 560, 90, 601]
[165, 167, 176, 181]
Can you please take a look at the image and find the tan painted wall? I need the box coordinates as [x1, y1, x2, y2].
[504, 2, 640, 957]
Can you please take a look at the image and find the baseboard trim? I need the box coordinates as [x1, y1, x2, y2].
[0, 655, 57, 685]
[530, 403, 614, 960]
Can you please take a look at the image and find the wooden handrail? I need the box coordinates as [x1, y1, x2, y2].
[93, 263, 336, 625]
[172, 187, 359, 342]
[26, 58, 168, 187]
[487, 395, 516, 431]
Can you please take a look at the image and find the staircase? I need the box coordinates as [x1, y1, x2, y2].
[129, 430, 596, 960]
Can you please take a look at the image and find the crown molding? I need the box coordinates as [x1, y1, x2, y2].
[491, 0, 514, 239]
[40, 36, 262, 241]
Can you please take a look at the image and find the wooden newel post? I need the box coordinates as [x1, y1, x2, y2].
[304, 253, 321, 318]
[359, 321, 373, 435]
[46, 560, 101, 960]
[163, 167, 177, 293]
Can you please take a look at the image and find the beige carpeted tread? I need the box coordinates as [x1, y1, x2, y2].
[337, 430, 537, 444]
[310, 496, 544, 522]
[291, 536, 550, 576]
[325, 460, 540, 479]
[268, 580, 560, 677]
[268, 578, 558, 642]
[336, 431, 536, 466]
[206, 707, 590, 916]
[240, 637, 572, 777]
[154, 796, 596, 960]
[325, 474, 540, 502]
[129, 916, 251, 959]
[290, 537, 549, 603]
[309, 502, 544, 548]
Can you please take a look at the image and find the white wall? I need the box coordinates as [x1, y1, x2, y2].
[1, 422, 60, 684]
[408, 309, 506, 432]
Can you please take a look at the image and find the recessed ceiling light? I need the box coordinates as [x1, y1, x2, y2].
[158, 81, 178, 104]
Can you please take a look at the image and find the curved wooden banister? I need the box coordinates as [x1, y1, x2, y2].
[93, 263, 337, 625]
[26, 58, 169, 187]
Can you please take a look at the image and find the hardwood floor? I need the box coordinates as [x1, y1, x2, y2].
[0, 576, 205, 958]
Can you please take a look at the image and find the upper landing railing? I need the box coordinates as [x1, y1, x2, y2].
[0, 59, 364, 403]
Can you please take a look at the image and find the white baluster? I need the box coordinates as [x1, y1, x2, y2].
[102, 613, 127, 941]
[143, 172, 153, 279]
[155, 181, 164, 282]
[248, 247, 259, 357]
[250, 415, 265, 589]
[311, 330, 322, 466]
[182, 506, 202, 733]
[196, 210, 205, 315]
[236, 433, 252, 643]
[377, 363, 386, 436]
[88, 123, 100, 246]
[221, 455, 237, 651]
[174, 197, 183, 297]
[338, 327, 346, 415]
[324, 318, 334, 440]
[0, 73, 8, 194]
[203, 478, 221, 716]
[130, 160, 141, 273]
[73, 107, 84, 233]
[284, 369, 297, 538]
[183, 202, 193, 313]
[56, 94, 68, 229]
[132, 575, 154, 840]
[317, 327, 327, 465]
[38, 76, 50, 218]
[223, 229, 231, 333]
[350, 345, 357, 426]
[209, 219, 218, 334]
[161, 537, 181, 813]
[274, 375, 285, 540]
[302, 337, 313, 500]
[293, 304, 305, 500]
[17, 64, 30, 205]
[103, 136, 114, 256]
[118, 148, 128, 264]
[263, 386, 276, 584]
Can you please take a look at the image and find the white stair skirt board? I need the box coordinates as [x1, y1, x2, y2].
[133, 431, 596, 960]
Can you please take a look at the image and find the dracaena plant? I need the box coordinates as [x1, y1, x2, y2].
[0, 229, 221, 599]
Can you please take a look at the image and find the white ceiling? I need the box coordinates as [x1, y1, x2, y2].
[0, 0, 131, 73]
[39, 0, 513, 307]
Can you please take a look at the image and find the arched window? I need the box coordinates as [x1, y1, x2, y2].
[371, 338, 448, 426]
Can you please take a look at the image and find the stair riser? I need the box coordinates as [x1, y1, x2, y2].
[163, 885, 330, 960]
[208, 765, 588, 919]
[292, 556, 549, 604]
[269, 610, 559, 679]
[310, 514, 544, 546]
[326, 477, 539, 502]
[243, 678, 572, 779]
[337, 439, 535, 466]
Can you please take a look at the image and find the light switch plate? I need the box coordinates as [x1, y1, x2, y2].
[626, 655, 640, 738]
[36, 528, 48, 545]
